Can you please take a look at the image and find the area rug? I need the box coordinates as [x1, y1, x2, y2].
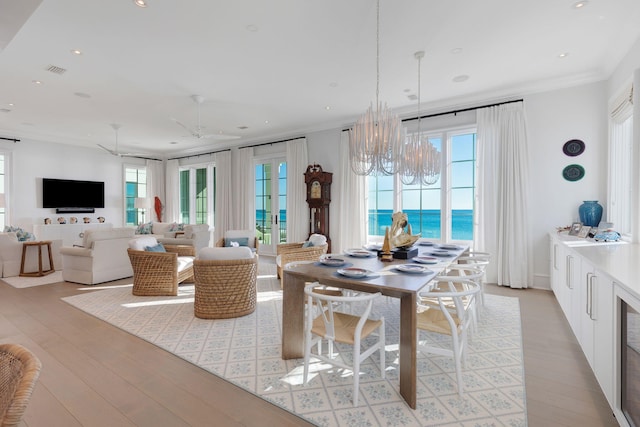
[62, 266, 527, 427]
[2, 271, 64, 288]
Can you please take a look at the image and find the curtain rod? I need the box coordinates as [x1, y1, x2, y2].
[238, 136, 304, 150]
[401, 98, 524, 123]
[0, 136, 20, 143]
[169, 148, 230, 161]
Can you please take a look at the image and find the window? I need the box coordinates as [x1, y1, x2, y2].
[179, 164, 214, 225]
[608, 84, 634, 238]
[125, 166, 147, 225]
[368, 128, 476, 242]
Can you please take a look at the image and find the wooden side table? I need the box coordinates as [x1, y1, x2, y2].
[20, 240, 55, 277]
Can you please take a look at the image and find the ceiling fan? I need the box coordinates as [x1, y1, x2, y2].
[97, 124, 144, 158]
[171, 95, 240, 141]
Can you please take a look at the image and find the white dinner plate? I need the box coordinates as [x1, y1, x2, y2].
[412, 256, 439, 265]
[345, 249, 374, 258]
[439, 244, 461, 250]
[395, 264, 430, 274]
[337, 267, 372, 278]
[319, 256, 346, 267]
[430, 251, 453, 257]
[418, 241, 435, 246]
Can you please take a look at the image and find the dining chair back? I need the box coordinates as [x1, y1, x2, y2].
[417, 277, 481, 396]
[303, 283, 385, 406]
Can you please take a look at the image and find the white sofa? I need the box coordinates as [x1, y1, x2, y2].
[0, 232, 63, 278]
[60, 227, 135, 285]
[136, 222, 211, 254]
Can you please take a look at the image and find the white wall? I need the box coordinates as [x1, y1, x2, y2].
[4, 138, 145, 234]
[525, 82, 608, 288]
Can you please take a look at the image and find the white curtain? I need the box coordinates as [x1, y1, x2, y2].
[476, 102, 531, 288]
[286, 138, 308, 242]
[334, 130, 367, 253]
[146, 159, 164, 222]
[214, 151, 232, 244]
[231, 147, 255, 230]
[165, 159, 180, 223]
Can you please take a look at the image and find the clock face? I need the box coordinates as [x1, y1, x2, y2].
[310, 181, 321, 198]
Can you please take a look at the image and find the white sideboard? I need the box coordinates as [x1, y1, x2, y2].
[33, 223, 113, 246]
[549, 231, 640, 427]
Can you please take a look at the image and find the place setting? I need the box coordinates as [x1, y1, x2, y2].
[391, 263, 434, 275]
[343, 248, 376, 258]
[315, 254, 350, 268]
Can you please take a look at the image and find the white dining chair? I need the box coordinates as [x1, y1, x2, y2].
[456, 251, 491, 308]
[416, 277, 481, 396]
[303, 283, 385, 406]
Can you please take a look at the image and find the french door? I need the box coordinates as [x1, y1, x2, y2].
[255, 158, 286, 255]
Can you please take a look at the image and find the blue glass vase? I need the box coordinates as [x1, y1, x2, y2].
[579, 201, 603, 227]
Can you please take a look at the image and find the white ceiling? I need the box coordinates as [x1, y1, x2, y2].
[1, 0, 639, 158]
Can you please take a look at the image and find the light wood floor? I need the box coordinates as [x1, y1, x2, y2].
[0, 263, 620, 426]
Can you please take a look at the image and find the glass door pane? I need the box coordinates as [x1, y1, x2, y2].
[255, 159, 286, 255]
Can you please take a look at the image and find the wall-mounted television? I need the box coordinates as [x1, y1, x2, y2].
[42, 178, 105, 211]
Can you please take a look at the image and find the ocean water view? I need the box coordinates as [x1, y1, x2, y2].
[256, 209, 473, 241]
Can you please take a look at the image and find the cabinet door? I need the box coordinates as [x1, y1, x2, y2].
[579, 259, 596, 368]
[566, 250, 582, 338]
[592, 269, 614, 406]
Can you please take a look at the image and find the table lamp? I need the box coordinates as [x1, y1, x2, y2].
[134, 197, 146, 223]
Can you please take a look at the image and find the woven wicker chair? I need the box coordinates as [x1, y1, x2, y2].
[0, 343, 42, 427]
[214, 229, 259, 251]
[193, 247, 258, 319]
[128, 243, 195, 296]
[276, 242, 328, 281]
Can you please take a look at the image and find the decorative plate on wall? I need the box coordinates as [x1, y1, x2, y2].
[563, 139, 585, 156]
[562, 164, 585, 181]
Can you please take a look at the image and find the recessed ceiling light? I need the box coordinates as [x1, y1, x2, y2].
[450, 47, 463, 54]
[558, 52, 569, 58]
[238, 126, 248, 130]
[325, 106, 331, 110]
[572, 1, 588, 9]
[246, 24, 258, 32]
[170, 141, 178, 145]
[133, 0, 148, 8]
[70, 49, 82, 55]
[8, 103, 14, 107]
[452, 75, 469, 83]
[74, 92, 91, 98]
[264, 120, 269, 124]
[32, 80, 42, 85]
[329, 82, 338, 88]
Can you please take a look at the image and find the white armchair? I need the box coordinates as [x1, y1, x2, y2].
[158, 224, 211, 254]
[0, 233, 62, 278]
[60, 227, 135, 285]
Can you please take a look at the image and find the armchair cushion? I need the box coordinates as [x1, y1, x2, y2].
[129, 236, 158, 251]
[199, 247, 254, 260]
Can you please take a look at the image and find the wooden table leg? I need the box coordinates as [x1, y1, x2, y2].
[19, 244, 28, 276]
[399, 292, 417, 409]
[282, 272, 305, 359]
[46, 242, 55, 272]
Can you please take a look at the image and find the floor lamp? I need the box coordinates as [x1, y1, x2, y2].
[134, 198, 146, 224]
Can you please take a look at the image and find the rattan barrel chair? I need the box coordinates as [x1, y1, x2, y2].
[193, 247, 258, 319]
[127, 236, 195, 296]
[0, 343, 42, 427]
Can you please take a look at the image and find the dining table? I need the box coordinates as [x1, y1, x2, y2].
[281, 243, 468, 409]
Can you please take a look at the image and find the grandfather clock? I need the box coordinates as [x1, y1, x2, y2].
[304, 164, 332, 251]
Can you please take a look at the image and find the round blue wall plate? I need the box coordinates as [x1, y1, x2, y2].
[562, 164, 585, 181]
[563, 139, 585, 156]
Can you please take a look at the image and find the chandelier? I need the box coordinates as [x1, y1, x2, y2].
[349, 0, 404, 176]
[400, 51, 441, 185]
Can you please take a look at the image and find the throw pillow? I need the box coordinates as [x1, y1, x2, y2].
[302, 240, 313, 248]
[224, 237, 249, 247]
[3, 226, 36, 242]
[136, 222, 153, 235]
[145, 243, 166, 252]
[169, 222, 185, 232]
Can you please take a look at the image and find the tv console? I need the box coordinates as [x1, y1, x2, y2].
[33, 223, 113, 246]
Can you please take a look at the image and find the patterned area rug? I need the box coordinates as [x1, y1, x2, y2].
[2, 271, 64, 288]
[62, 265, 527, 426]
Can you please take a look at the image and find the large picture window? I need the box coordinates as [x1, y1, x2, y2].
[368, 128, 476, 242]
